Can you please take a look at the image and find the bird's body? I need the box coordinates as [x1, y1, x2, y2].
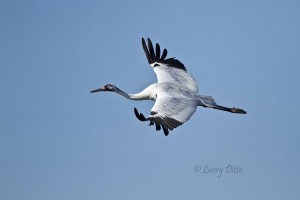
[91, 38, 246, 136]
[135, 82, 199, 121]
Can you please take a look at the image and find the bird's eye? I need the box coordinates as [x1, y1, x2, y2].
[154, 63, 160, 67]
[105, 84, 114, 91]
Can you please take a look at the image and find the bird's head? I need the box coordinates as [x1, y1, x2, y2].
[90, 84, 117, 93]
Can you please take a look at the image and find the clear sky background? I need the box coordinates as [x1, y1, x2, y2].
[1, 0, 299, 199]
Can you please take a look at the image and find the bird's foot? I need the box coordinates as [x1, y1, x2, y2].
[231, 107, 247, 114]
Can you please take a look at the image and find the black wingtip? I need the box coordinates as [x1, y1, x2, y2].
[141, 38, 146, 46]
[134, 107, 148, 121]
[141, 37, 186, 71]
[147, 38, 155, 60]
[142, 38, 151, 64]
[161, 48, 168, 60]
[155, 43, 161, 60]
[147, 38, 151, 44]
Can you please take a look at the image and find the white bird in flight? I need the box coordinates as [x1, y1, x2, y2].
[91, 38, 246, 136]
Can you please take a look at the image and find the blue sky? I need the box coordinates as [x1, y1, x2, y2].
[1, 0, 299, 199]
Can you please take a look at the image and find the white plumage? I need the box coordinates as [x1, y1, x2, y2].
[151, 63, 199, 92]
[91, 38, 246, 136]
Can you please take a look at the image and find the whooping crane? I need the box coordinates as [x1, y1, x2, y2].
[91, 38, 246, 136]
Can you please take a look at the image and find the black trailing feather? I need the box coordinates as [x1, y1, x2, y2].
[155, 123, 161, 131]
[162, 126, 169, 136]
[141, 38, 186, 71]
[134, 107, 183, 136]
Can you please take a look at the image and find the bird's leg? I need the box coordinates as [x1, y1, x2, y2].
[213, 105, 247, 114]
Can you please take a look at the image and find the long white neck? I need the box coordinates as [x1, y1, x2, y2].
[114, 86, 153, 101]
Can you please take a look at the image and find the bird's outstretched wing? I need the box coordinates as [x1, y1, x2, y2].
[142, 38, 198, 92]
[134, 91, 198, 136]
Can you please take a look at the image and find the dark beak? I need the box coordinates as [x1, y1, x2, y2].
[90, 87, 105, 93]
